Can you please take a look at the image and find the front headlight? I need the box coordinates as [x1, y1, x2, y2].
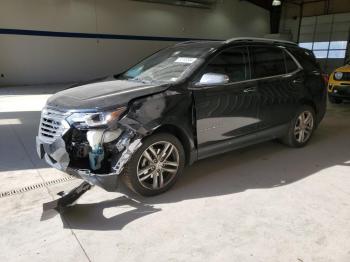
[334, 72, 343, 80]
[66, 107, 126, 128]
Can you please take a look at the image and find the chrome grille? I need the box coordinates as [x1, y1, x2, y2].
[39, 108, 69, 143]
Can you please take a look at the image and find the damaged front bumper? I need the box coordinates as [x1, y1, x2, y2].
[36, 133, 142, 192]
[36, 108, 143, 192]
[36, 135, 117, 191]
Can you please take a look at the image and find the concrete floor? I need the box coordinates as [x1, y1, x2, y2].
[0, 85, 350, 262]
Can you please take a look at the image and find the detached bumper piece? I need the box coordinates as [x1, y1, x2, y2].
[36, 136, 70, 171]
[66, 168, 119, 192]
[43, 181, 92, 211]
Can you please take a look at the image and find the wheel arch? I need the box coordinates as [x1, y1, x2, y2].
[152, 124, 195, 166]
[298, 98, 324, 127]
[299, 98, 317, 115]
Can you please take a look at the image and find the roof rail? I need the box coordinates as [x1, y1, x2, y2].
[175, 39, 222, 46]
[224, 37, 297, 46]
[175, 40, 201, 46]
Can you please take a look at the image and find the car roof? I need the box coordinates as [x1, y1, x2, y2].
[176, 37, 298, 49]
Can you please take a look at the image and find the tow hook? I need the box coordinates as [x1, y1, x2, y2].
[43, 181, 93, 211]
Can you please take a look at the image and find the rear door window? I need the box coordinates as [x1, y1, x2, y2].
[250, 46, 286, 78]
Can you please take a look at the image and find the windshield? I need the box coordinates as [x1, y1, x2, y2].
[121, 44, 216, 84]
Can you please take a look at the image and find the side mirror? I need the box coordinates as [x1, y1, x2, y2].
[196, 73, 229, 86]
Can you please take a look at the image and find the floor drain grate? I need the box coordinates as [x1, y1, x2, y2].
[0, 176, 76, 198]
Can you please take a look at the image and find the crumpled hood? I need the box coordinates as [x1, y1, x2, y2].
[47, 80, 169, 111]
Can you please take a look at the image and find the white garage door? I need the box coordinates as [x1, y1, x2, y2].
[298, 13, 350, 73]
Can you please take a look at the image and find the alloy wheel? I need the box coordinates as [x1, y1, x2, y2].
[294, 111, 314, 143]
[137, 141, 180, 190]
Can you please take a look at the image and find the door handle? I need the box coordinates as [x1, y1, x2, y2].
[243, 87, 257, 93]
[292, 79, 303, 84]
[292, 78, 304, 85]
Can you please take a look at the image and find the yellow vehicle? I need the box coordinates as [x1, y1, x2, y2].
[328, 62, 350, 104]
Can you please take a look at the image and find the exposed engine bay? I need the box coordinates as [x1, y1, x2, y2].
[36, 106, 144, 193]
[66, 127, 142, 191]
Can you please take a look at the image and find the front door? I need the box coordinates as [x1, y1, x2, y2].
[192, 46, 260, 159]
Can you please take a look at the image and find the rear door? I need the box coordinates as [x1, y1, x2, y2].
[192, 46, 260, 158]
[287, 47, 327, 121]
[249, 45, 304, 130]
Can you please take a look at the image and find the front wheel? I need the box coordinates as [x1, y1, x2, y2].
[281, 106, 316, 148]
[121, 133, 185, 196]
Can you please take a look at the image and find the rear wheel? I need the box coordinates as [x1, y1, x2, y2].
[122, 133, 185, 196]
[281, 106, 315, 148]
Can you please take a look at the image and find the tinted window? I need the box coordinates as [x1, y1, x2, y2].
[284, 51, 298, 73]
[250, 46, 286, 78]
[288, 47, 319, 72]
[200, 47, 248, 83]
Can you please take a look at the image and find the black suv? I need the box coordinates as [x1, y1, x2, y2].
[36, 38, 327, 196]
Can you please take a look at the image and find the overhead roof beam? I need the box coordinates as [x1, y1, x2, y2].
[241, 0, 272, 11]
[241, 1, 284, 34]
[132, 0, 216, 9]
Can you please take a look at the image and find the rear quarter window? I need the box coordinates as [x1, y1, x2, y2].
[288, 47, 320, 73]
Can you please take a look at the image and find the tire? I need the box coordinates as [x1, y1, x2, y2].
[281, 105, 316, 148]
[328, 96, 342, 104]
[121, 133, 185, 196]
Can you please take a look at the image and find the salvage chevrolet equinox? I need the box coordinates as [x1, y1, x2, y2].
[36, 37, 327, 196]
